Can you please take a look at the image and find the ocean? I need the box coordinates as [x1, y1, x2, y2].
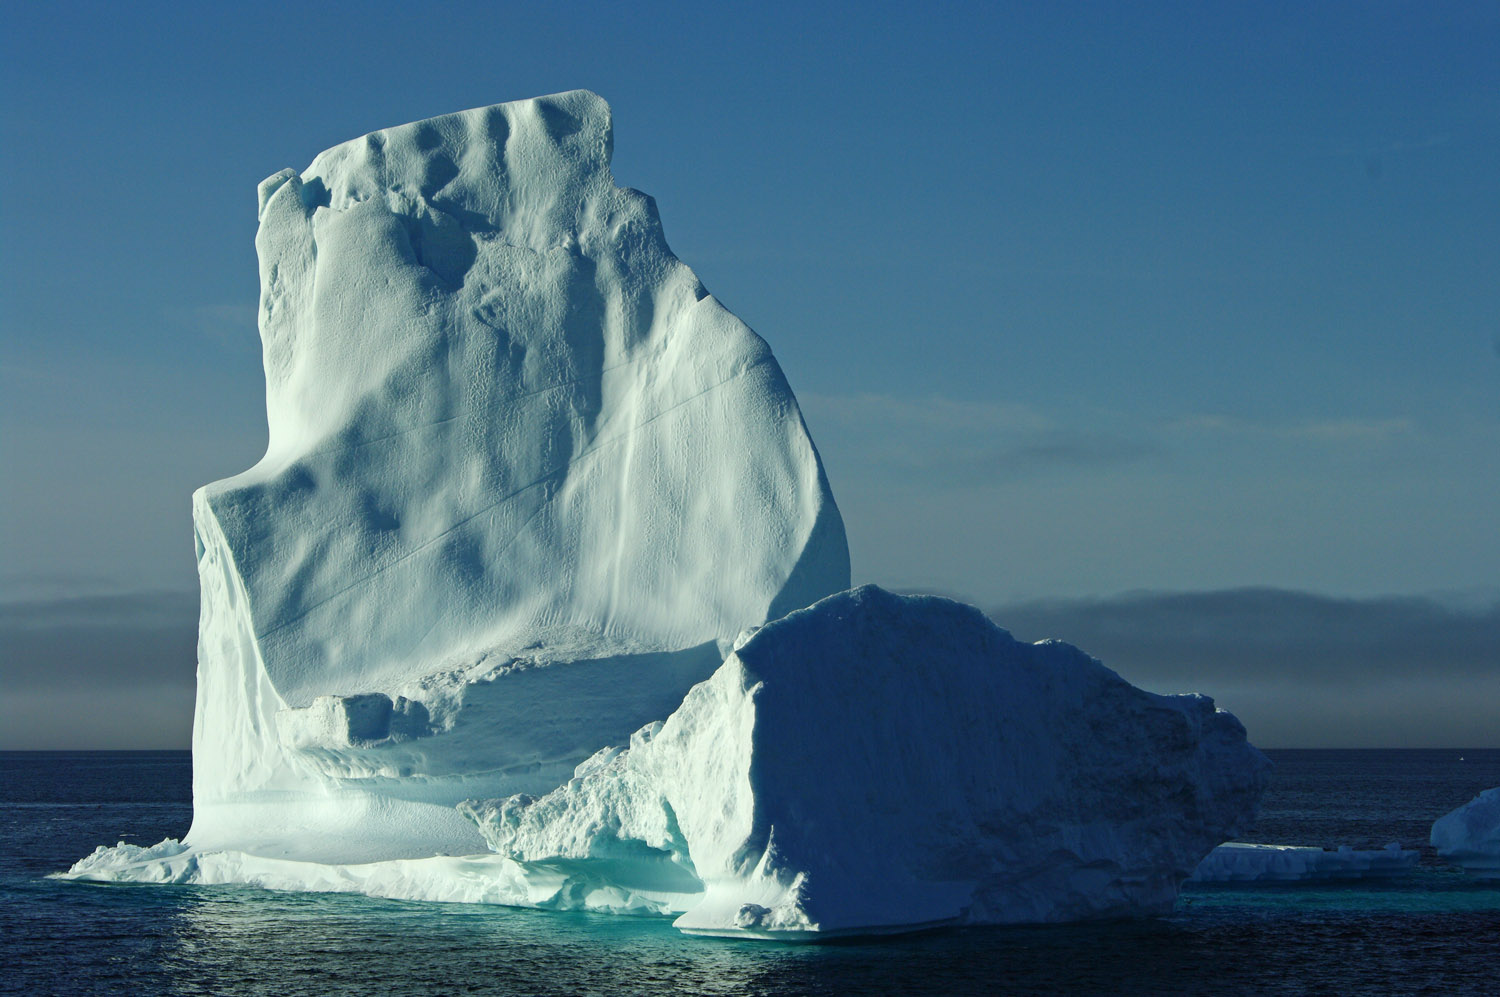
[3, 750, 1497, 996]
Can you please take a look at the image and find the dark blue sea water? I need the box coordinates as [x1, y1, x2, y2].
[3, 750, 1498, 996]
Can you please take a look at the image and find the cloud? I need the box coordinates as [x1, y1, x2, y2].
[165, 302, 259, 351]
[0, 569, 131, 601]
[0, 590, 198, 635]
[4, 587, 1494, 749]
[987, 589, 1500, 748]
[1003, 434, 1159, 468]
[3, 687, 195, 751]
[800, 392, 1159, 484]
[805, 393, 1419, 496]
[0, 591, 197, 748]
[1325, 132, 1454, 165]
[1166, 413, 1416, 444]
[801, 392, 1050, 435]
[992, 588, 1499, 685]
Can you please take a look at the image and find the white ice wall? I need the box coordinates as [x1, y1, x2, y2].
[186, 91, 848, 859]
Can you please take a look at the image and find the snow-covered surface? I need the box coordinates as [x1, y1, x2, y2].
[1431, 787, 1500, 880]
[117, 90, 847, 862]
[461, 586, 1270, 937]
[1188, 842, 1418, 883]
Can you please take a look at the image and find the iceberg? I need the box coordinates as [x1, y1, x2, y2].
[1188, 842, 1418, 883]
[1431, 787, 1500, 879]
[65, 92, 1271, 937]
[462, 586, 1270, 936]
[163, 89, 847, 863]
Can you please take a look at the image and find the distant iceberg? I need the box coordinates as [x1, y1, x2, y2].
[65, 92, 1271, 937]
[1188, 842, 1418, 883]
[1431, 787, 1500, 880]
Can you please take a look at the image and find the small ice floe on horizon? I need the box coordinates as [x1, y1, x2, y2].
[1187, 842, 1419, 883]
[1431, 787, 1500, 880]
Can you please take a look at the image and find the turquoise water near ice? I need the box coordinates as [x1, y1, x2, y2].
[4, 750, 1498, 996]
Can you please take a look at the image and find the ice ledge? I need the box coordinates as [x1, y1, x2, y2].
[1188, 842, 1419, 883]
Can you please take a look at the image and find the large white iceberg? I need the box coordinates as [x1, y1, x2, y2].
[182, 89, 849, 862]
[462, 586, 1270, 936]
[1431, 787, 1500, 880]
[66, 92, 1271, 936]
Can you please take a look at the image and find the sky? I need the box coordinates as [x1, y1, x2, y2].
[1, 1, 1496, 747]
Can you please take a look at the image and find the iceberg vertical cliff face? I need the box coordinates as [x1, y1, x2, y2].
[187, 90, 849, 859]
[462, 586, 1271, 936]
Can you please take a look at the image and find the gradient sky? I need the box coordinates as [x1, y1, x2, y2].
[2, 1, 1496, 747]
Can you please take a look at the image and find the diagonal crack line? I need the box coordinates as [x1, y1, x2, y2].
[494, 355, 643, 408]
[302, 356, 650, 458]
[569, 354, 774, 465]
[250, 355, 772, 642]
[306, 416, 459, 458]
[252, 469, 559, 642]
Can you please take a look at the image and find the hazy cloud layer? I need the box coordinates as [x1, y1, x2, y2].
[2, 588, 1495, 749]
[992, 589, 1500, 685]
[801, 393, 1161, 485]
[0, 592, 197, 748]
[989, 589, 1500, 748]
[801, 389, 1500, 603]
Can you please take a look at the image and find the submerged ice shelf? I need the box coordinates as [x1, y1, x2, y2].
[66, 91, 1271, 937]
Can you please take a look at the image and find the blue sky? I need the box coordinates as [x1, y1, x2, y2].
[2, 1, 1496, 745]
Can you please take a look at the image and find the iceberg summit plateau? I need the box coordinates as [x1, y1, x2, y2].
[65, 91, 1270, 937]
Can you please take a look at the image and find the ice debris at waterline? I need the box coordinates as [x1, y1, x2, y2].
[64, 91, 1270, 937]
[1431, 787, 1500, 880]
[1189, 842, 1418, 883]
